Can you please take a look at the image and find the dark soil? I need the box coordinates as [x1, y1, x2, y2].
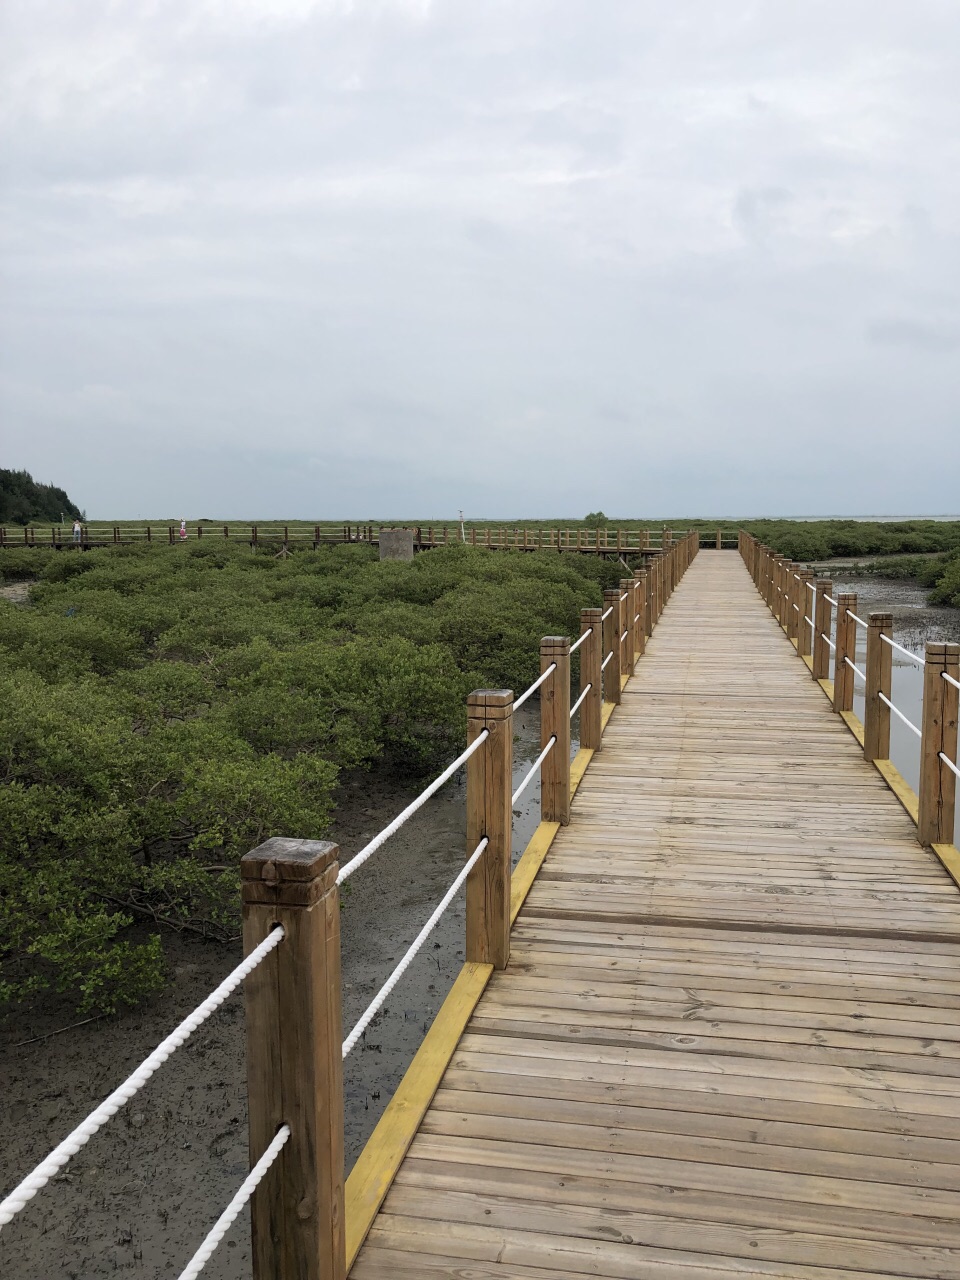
[0, 708, 545, 1278]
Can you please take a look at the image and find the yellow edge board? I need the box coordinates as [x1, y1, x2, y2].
[344, 960, 493, 1268]
[801, 653, 814, 671]
[840, 710, 865, 746]
[600, 700, 616, 731]
[874, 759, 920, 824]
[932, 843, 960, 891]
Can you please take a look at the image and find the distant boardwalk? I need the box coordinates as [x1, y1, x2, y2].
[351, 553, 960, 1279]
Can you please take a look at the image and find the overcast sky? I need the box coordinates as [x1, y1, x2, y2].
[2, 1, 959, 519]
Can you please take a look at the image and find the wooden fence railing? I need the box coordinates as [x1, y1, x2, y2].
[739, 531, 960, 862]
[0, 523, 735, 553]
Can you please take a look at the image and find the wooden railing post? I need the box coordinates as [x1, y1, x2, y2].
[579, 608, 603, 750]
[833, 592, 857, 713]
[796, 571, 814, 657]
[863, 612, 892, 764]
[812, 581, 833, 681]
[620, 579, 637, 676]
[466, 690, 513, 969]
[603, 588, 622, 706]
[242, 838, 345, 1280]
[633, 570, 647, 658]
[540, 637, 571, 825]
[918, 642, 960, 847]
[716, 528, 722, 550]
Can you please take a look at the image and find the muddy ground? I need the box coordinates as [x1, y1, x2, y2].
[0, 708, 545, 1278]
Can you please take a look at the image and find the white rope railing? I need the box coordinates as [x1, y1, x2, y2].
[514, 663, 556, 711]
[942, 672, 960, 692]
[844, 656, 866, 684]
[881, 634, 925, 667]
[601, 651, 613, 671]
[847, 611, 867, 628]
[601, 606, 613, 621]
[570, 628, 591, 654]
[177, 1125, 291, 1280]
[807, 580, 817, 594]
[619, 591, 628, 602]
[512, 736, 557, 806]
[940, 752, 960, 780]
[821, 633, 836, 650]
[570, 684, 591, 718]
[804, 615, 813, 628]
[337, 732, 488, 883]
[0, 926, 286, 1228]
[620, 628, 628, 642]
[825, 595, 838, 608]
[879, 692, 922, 738]
[342, 837, 489, 1056]
[792, 603, 799, 613]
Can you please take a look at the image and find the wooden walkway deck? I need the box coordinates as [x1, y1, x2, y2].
[350, 552, 960, 1280]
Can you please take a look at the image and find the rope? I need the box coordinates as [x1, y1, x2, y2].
[825, 595, 838, 608]
[821, 633, 836, 650]
[514, 663, 557, 711]
[804, 615, 813, 628]
[342, 837, 489, 1056]
[806, 580, 817, 594]
[880, 634, 925, 667]
[847, 611, 867, 628]
[601, 652, 613, 671]
[940, 752, 960, 781]
[634, 613, 641, 623]
[620, 629, 628, 642]
[337, 732, 488, 883]
[177, 1126, 290, 1280]
[879, 692, 922, 738]
[0, 927, 285, 1227]
[569, 628, 592, 654]
[619, 592, 628, 601]
[570, 684, 591, 718]
[944, 672, 960, 692]
[792, 604, 799, 613]
[512, 737, 556, 806]
[601, 606, 613, 621]
[844, 656, 866, 684]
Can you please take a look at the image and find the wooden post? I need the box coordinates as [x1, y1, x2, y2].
[633, 570, 647, 657]
[168, 526, 174, 545]
[716, 528, 722, 550]
[918, 643, 960, 846]
[602, 588, 622, 706]
[863, 612, 892, 764]
[578, 608, 603, 750]
[620, 579, 636, 676]
[242, 838, 345, 1280]
[465, 690, 513, 970]
[812, 581, 833, 681]
[833, 592, 857, 713]
[796, 571, 814, 657]
[539, 638, 571, 825]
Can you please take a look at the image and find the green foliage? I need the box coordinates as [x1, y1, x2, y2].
[0, 468, 82, 525]
[1, 542, 613, 1014]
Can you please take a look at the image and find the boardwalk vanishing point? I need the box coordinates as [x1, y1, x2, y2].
[349, 550, 960, 1280]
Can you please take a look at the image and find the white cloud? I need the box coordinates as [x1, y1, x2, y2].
[1, 0, 959, 516]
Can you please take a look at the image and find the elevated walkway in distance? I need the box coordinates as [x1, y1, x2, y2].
[351, 552, 960, 1280]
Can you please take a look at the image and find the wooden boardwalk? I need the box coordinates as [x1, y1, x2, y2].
[350, 552, 960, 1280]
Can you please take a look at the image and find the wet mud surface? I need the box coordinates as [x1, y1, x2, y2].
[1, 708, 545, 1278]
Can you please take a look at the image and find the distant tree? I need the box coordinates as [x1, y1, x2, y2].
[584, 511, 610, 526]
[0, 469, 82, 524]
